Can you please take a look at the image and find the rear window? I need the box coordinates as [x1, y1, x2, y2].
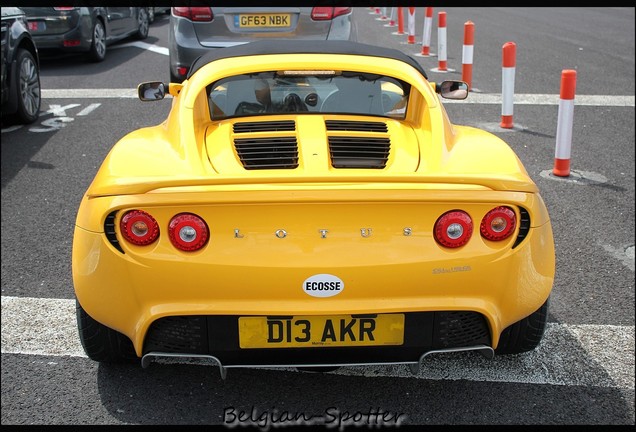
[207, 71, 410, 120]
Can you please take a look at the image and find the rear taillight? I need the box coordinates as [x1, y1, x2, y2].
[176, 66, 188, 77]
[169, 213, 209, 252]
[480, 206, 516, 241]
[172, 7, 213, 22]
[53, 7, 77, 11]
[311, 7, 351, 20]
[434, 210, 473, 248]
[120, 210, 159, 246]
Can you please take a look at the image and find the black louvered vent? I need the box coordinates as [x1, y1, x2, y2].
[234, 137, 299, 169]
[512, 207, 531, 249]
[328, 137, 390, 168]
[104, 211, 124, 254]
[325, 120, 388, 132]
[233, 121, 295, 133]
[433, 311, 491, 348]
[144, 316, 208, 354]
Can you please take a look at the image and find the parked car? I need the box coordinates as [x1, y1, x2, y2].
[20, 7, 149, 62]
[169, 6, 356, 83]
[148, 6, 170, 24]
[1, 7, 41, 124]
[73, 40, 555, 378]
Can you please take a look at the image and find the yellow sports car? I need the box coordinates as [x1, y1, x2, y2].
[73, 40, 555, 377]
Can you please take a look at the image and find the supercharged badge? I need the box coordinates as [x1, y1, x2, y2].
[303, 274, 344, 298]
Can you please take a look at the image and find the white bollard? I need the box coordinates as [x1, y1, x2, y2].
[500, 41, 516, 128]
[553, 70, 577, 177]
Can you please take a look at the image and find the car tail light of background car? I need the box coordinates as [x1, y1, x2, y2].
[311, 7, 351, 20]
[172, 7, 213, 22]
[172, 7, 350, 22]
[434, 206, 518, 248]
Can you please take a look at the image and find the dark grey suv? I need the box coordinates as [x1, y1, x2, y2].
[169, 6, 356, 83]
[20, 7, 149, 62]
[1, 7, 41, 125]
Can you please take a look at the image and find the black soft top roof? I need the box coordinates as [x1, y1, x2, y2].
[187, 39, 428, 80]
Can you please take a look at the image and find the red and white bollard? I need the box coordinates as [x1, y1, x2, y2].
[385, 7, 396, 27]
[393, 7, 405, 35]
[406, 7, 416, 44]
[419, 7, 434, 56]
[500, 42, 516, 129]
[462, 21, 475, 90]
[436, 12, 448, 71]
[553, 70, 577, 177]
[378, 7, 388, 21]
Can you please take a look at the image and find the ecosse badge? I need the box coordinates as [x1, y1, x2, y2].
[302, 274, 344, 298]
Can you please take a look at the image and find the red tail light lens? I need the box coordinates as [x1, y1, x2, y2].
[311, 7, 351, 20]
[172, 7, 213, 22]
[333, 7, 352, 18]
[480, 206, 516, 241]
[176, 66, 188, 78]
[120, 210, 159, 246]
[169, 213, 209, 251]
[434, 210, 473, 248]
[54, 7, 77, 11]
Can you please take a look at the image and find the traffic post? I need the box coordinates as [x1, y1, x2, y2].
[500, 41, 516, 128]
[418, 7, 435, 56]
[462, 21, 475, 90]
[406, 7, 416, 44]
[436, 12, 448, 71]
[553, 70, 577, 177]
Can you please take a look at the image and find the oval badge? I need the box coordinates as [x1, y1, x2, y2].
[302, 274, 344, 298]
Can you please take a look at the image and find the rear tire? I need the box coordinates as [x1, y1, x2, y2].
[495, 298, 549, 355]
[88, 20, 106, 62]
[76, 299, 138, 363]
[135, 8, 149, 40]
[14, 49, 41, 124]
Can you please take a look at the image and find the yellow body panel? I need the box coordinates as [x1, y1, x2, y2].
[73, 47, 555, 363]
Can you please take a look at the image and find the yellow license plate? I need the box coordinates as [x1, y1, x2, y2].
[237, 14, 290, 28]
[238, 314, 405, 348]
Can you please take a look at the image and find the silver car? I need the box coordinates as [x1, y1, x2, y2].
[169, 6, 356, 83]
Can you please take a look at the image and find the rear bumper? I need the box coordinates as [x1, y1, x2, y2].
[141, 311, 491, 366]
[73, 188, 555, 359]
[32, 28, 92, 51]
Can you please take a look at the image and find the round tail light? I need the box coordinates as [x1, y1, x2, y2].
[480, 206, 516, 241]
[120, 210, 159, 246]
[434, 210, 473, 248]
[169, 213, 209, 251]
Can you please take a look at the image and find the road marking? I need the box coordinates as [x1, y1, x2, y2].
[77, 103, 101, 116]
[112, 41, 169, 56]
[40, 89, 635, 107]
[1, 296, 633, 389]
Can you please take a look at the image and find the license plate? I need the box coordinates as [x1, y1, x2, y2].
[28, 21, 45, 32]
[235, 14, 290, 28]
[238, 314, 405, 348]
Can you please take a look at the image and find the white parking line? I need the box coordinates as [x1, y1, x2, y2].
[40, 89, 635, 106]
[112, 41, 169, 56]
[1, 296, 633, 389]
